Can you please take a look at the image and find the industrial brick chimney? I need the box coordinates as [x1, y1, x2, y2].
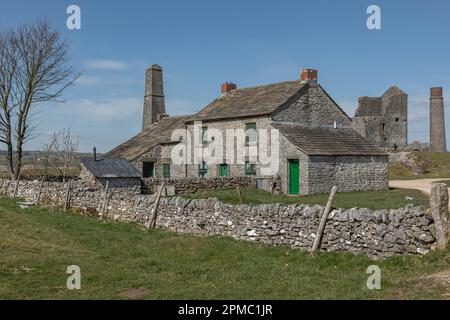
[142, 64, 166, 131]
[429, 87, 447, 152]
[300, 68, 318, 84]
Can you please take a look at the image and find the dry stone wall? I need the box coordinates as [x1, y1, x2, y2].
[1, 179, 436, 259]
[143, 176, 257, 194]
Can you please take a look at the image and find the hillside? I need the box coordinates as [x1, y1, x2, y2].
[0, 151, 98, 177]
[390, 152, 450, 180]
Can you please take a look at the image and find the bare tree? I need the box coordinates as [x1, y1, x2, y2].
[0, 21, 79, 180]
[42, 128, 79, 182]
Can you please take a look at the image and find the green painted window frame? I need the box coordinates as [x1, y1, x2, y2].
[245, 161, 257, 176]
[198, 161, 208, 177]
[245, 123, 257, 145]
[200, 127, 208, 145]
[162, 164, 170, 178]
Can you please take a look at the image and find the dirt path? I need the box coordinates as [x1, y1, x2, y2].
[389, 178, 450, 207]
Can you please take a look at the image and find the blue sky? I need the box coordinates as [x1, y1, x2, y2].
[1, 0, 449, 152]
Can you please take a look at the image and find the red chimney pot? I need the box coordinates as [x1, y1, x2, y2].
[300, 69, 318, 83]
[221, 82, 237, 94]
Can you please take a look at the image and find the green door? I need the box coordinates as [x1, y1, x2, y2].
[219, 164, 229, 177]
[289, 160, 299, 194]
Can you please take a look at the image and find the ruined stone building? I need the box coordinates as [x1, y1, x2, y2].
[351, 86, 408, 152]
[108, 65, 388, 195]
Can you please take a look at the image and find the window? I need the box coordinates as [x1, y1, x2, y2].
[198, 161, 208, 177]
[200, 127, 208, 145]
[245, 123, 257, 145]
[395, 118, 399, 123]
[142, 161, 155, 178]
[245, 161, 257, 176]
[162, 164, 170, 179]
[380, 123, 385, 135]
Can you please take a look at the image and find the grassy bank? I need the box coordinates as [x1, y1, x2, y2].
[390, 152, 450, 180]
[181, 187, 429, 209]
[1, 197, 449, 299]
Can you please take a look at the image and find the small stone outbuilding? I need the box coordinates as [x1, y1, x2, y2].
[80, 157, 141, 188]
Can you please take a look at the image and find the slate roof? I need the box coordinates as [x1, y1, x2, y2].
[107, 114, 192, 161]
[190, 80, 307, 122]
[272, 122, 388, 156]
[80, 157, 141, 178]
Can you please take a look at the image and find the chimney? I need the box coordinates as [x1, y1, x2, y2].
[429, 87, 447, 152]
[221, 82, 237, 95]
[142, 64, 166, 131]
[93, 147, 97, 162]
[300, 68, 318, 84]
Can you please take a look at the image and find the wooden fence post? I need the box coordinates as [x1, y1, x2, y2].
[147, 182, 165, 229]
[5, 180, 10, 197]
[63, 180, 72, 211]
[236, 186, 244, 205]
[100, 180, 109, 220]
[311, 185, 338, 253]
[13, 178, 20, 198]
[430, 182, 449, 250]
[35, 177, 44, 205]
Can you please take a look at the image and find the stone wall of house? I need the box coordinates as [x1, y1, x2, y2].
[308, 155, 389, 194]
[131, 144, 185, 179]
[143, 176, 257, 194]
[185, 116, 273, 178]
[272, 83, 352, 128]
[1, 178, 436, 259]
[334, 156, 389, 192]
[79, 164, 96, 187]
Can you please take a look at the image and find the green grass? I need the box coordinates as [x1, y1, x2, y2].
[181, 187, 430, 209]
[390, 152, 450, 180]
[1, 196, 449, 300]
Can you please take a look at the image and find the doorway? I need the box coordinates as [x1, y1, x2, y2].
[288, 159, 299, 195]
[219, 163, 229, 177]
[142, 161, 155, 178]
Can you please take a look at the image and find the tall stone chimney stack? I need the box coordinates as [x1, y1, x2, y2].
[429, 87, 447, 152]
[142, 64, 166, 131]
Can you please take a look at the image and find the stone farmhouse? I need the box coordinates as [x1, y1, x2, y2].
[107, 65, 389, 195]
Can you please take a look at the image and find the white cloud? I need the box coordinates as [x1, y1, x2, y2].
[83, 59, 128, 71]
[55, 97, 142, 120]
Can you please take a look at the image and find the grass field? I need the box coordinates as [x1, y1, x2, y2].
[1, 196, 449, 300]
[181, 187, 430, 209]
